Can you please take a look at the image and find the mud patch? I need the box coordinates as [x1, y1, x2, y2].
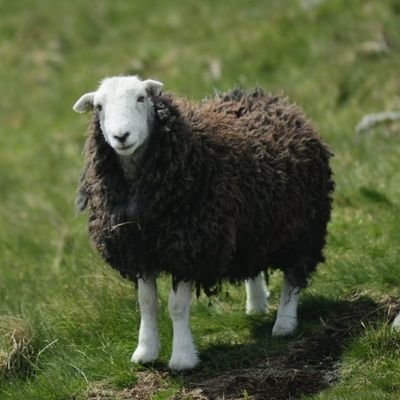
[179, 336, 338, 400]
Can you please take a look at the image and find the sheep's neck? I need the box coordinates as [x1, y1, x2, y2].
[117, 143, 147, 185]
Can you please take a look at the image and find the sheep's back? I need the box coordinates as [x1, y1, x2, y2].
[172, 89, 334, 286]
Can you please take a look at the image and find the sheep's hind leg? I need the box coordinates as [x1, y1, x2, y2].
[245, 272, 269, 314]
[168, 281, 199, 371]
[272, 275, 300, 337]
[131, 276, 161, 364]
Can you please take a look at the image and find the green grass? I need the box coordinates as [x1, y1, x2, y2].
[1, 0, 400, 398]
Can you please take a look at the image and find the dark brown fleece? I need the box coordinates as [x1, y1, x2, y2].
[77, 88, 334, 295]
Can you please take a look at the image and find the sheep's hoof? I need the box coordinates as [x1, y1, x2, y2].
[271, 317, 298, 337]
[168, 351, 199, 371]
[246, 302, 268, 315]
[131, 345, 160, 364]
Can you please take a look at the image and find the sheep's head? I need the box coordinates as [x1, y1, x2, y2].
[73, 76, 163, 156]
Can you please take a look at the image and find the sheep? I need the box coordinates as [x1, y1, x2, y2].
[73, 75, 334, 371]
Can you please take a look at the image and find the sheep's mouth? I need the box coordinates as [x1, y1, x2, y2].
[114, 143, 136, 155]
[121, 144, 134, 150]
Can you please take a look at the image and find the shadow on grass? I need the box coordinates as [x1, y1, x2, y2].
[176, 294, 400, 400]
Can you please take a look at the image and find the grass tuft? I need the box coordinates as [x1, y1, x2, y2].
[0, 316, 35, 378]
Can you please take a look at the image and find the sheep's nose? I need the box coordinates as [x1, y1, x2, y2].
[113, 131, 130, 143]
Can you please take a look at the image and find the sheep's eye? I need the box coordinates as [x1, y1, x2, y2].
[137, 95, 145, 103]
[95, 104, 103, 111]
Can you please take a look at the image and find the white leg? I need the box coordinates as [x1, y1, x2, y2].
[272, 276, 300, 337]
[245, 272, 269, 314]
[392, 312, 400, 330]
[168, 281, 199, 371]
[131, 276, 160, 364]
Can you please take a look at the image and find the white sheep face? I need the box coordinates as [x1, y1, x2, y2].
[73, 76, 163, 156]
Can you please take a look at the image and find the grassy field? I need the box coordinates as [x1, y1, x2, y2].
[1, 0, 400, 398]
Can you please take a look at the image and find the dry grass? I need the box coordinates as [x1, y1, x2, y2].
[0, 316, 35, 378]
[86, 371, 172, 400]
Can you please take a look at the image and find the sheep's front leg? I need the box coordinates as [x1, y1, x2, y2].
[131, 276, 160, 364]
[245, 272, 269, 314]
[272, 276, 300, 337]
[168, 281, 199, 370]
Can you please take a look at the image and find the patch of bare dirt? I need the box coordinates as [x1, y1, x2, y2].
[87, 371, 170, 400]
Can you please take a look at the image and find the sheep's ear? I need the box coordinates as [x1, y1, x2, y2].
[143, 79, 163, 97]
[73, 92, 95, 113]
